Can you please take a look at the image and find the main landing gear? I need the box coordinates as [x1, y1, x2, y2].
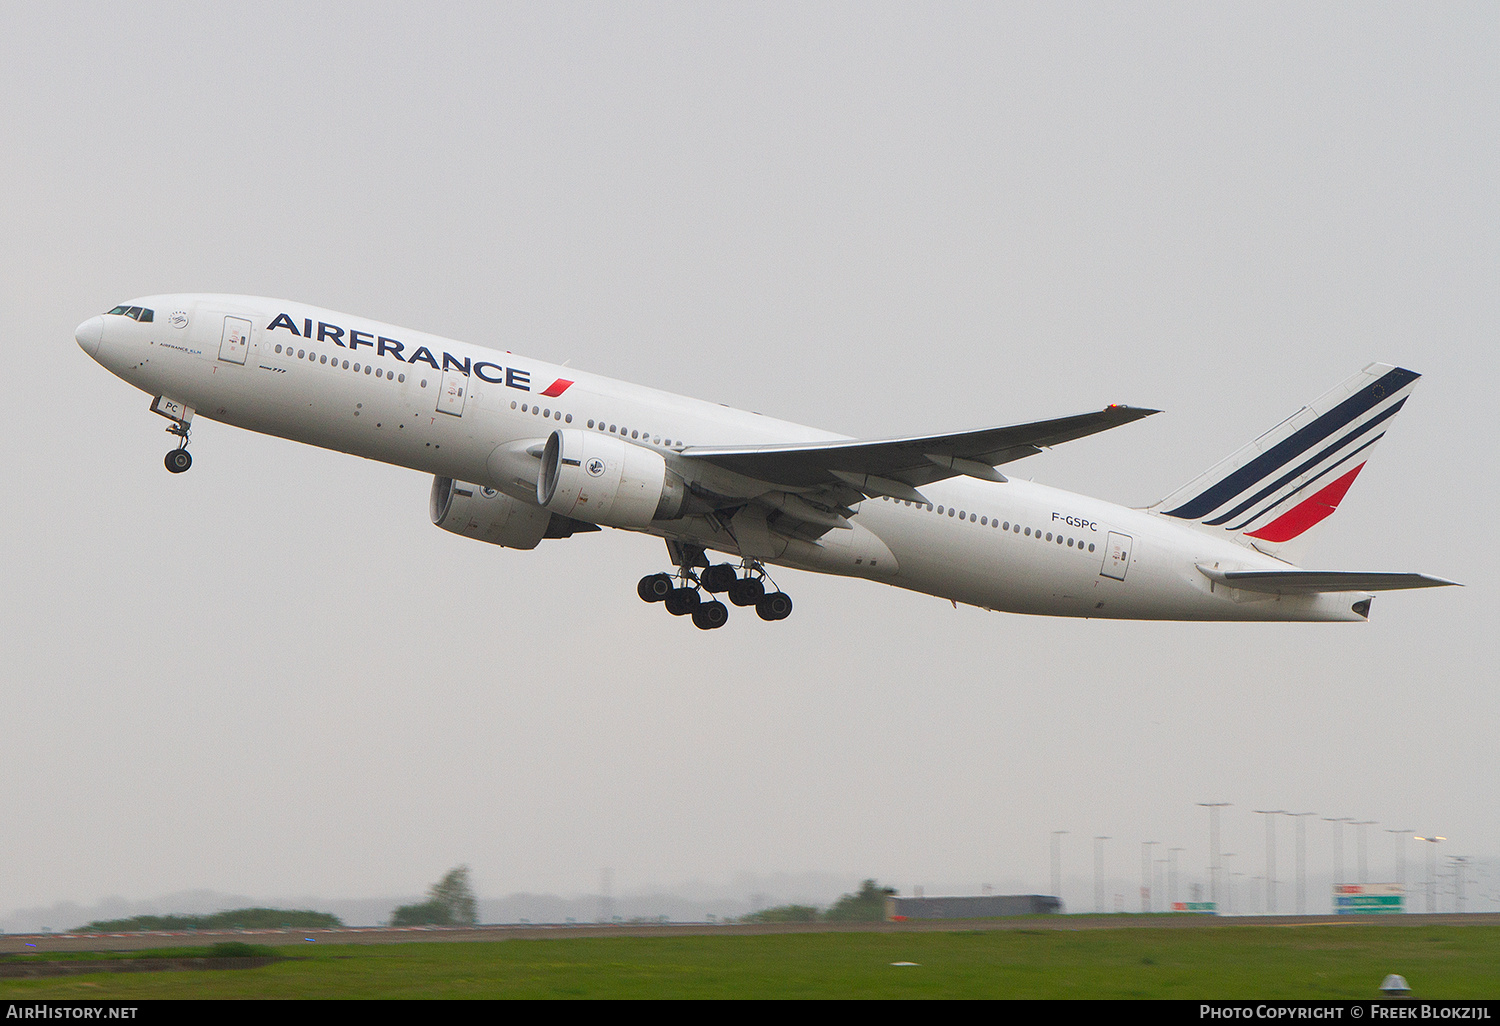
[637, 543, 793, 629]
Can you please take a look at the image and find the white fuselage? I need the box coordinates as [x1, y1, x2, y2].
[79, 294, 1369, 622]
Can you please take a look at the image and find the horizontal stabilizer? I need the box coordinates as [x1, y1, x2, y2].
[1197, 567, 1460, 594]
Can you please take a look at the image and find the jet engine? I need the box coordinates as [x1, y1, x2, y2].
[536, 429, 686, 528]
[430, 476, 594, 549]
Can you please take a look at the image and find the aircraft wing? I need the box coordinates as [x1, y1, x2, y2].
[678, 405, 1159, 501]
[1197, 568, 1460, 594]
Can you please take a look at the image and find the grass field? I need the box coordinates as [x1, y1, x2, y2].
[2, 923, 1497, 999]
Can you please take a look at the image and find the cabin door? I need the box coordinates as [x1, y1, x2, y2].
[1100, 532, 1132, 581]
[437, 370, 469, 416]
[219, 316, 251, 365]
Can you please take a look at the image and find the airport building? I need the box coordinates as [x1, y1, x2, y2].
[885, 894, 1061, 920]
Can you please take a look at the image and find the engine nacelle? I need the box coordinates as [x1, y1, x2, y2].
[431, 476, 559, 550]
[536, 429, 685, 528]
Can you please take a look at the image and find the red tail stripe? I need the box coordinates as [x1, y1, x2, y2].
[1245, 463, 1366, 543]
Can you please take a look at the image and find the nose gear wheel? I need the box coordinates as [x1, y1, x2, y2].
[164, 422, 192, 473]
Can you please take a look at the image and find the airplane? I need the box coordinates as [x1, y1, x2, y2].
[75, 295, 1457, 628]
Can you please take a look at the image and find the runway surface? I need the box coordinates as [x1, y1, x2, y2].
[5, 913, 1499, 953]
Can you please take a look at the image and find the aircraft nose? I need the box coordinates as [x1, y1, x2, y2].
[76, 315, 104, 358]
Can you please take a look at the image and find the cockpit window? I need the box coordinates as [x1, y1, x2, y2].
[106, 305, 154, 322]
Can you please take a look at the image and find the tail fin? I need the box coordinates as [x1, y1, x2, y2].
[1151, 363, 1420, 561]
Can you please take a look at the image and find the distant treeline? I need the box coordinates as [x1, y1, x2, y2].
[80, 908, 344, 933]
[739, 880, 896, 924]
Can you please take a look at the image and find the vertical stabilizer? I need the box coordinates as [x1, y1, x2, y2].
[1151, 364, 1420, 562]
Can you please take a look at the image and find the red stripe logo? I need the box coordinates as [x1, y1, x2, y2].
[539, 378, 574, 397]
[1245, 463, 1366, 542]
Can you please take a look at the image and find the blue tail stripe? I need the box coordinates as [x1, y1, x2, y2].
[1223, 431, 1386, 533]
[1202, 398, 1405, 526]
[1164, 366, 1418, 520]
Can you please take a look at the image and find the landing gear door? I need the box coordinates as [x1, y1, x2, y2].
[219, 316, 251, 365]
[437, 370, 468, 417]
[1100, 531, 1132, 581]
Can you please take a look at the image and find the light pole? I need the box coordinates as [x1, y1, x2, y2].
[1255, 810, 1284, 913]
[1221, 854, 1237, 915]
[1169, 847, 1186, 908]
[1287, 812, 1315, 914]
[1199, 802, 1230, 909]
[1051, 830, 1068, 908]
[1325, 817, 1352, 893]
[1354, 821, 1377, 884]
[1415, 836, 1445, 912]
[1386, 828, 1413, 905]
[1095, 836, 1110, 914]
[1451, 856, 1469, 913]
[1142, 841, 1158, 913]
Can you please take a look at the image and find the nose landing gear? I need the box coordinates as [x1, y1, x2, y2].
[164, 422, 192, 473]
[150, 396, 195, 473]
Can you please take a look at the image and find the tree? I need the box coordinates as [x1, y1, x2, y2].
[823, 879, 896, 922]
[741, 904, 820, 924]
[389, 865, 479, 926]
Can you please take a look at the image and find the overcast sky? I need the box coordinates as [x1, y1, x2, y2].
[2, 3, 1495, 921]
